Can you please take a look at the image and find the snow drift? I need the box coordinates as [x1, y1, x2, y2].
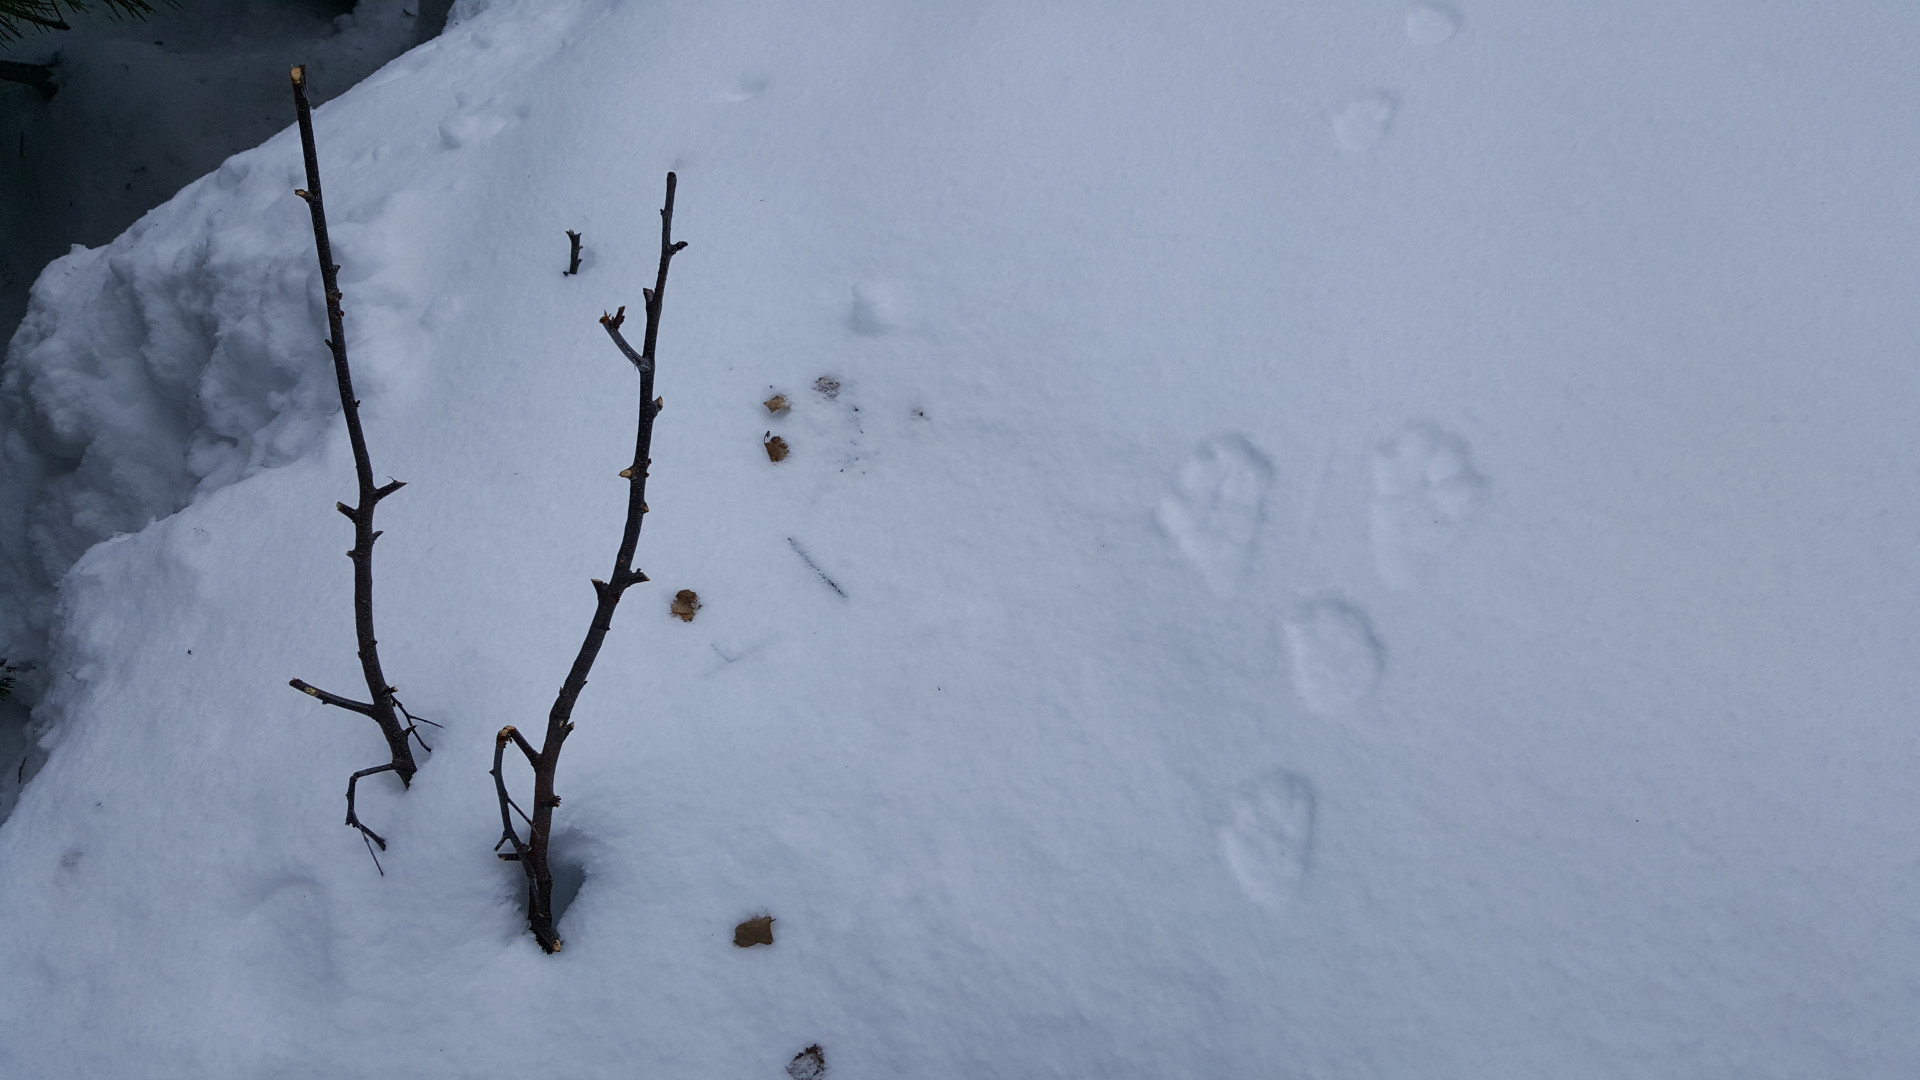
[3, 1, 1919, 1077]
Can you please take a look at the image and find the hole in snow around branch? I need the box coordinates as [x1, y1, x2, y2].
[549, 840, 587, 928]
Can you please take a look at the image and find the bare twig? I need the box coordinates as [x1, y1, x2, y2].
[346, 763, 396, 851]
[564, 229, 583, 276]
[495, 172, 685, 953]
[285, 65, 427, 861]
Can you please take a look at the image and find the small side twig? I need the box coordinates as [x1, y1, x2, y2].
[346, 763, 396, 852]
[285, 65, 427, 865]
[495, 172, 686, 953]
[564, 229, 583, 276]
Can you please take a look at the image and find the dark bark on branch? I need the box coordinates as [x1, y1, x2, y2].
[284, 65, 426, 862]
[495, 172, 685, 953]
[564, 229, 582, 276]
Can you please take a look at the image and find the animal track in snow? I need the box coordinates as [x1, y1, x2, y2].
[848, 281, 908, 336]
[1284, 599, 1383, 715]
[233, 876, 338, 1005]
[1156, 435, 1273, 598]
[721, 73, 770, 102]
[1218, 769, 1317, 910]
[439, 113, 511, 149]
[1405, 3, 1460, 45]
[1370, 422, 1487, 588]
[1331, 91, 1397, 152]
[438, 96, 524, 149]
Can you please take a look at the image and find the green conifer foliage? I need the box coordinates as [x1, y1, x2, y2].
[0, 1, 158, 44]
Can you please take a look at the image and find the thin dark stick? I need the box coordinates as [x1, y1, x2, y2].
[787, 537, 847, 598]
[345, 762, 397, 854]
[285, 65, 424, 859]
[395, 698, 439, 752]
[491, 726, 528, 860]
[564, 229, 583, 276]
[495, 172, 685, 953]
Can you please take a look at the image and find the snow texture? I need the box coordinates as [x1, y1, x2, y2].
[4, 1, 1920, 1077]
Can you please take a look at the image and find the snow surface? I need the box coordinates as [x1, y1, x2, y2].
[4, 0, 1920, 1076]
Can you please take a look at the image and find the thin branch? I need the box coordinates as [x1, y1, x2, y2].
[498, 172, 685, 954]
[600, 306, 648, 372]
[285, 64, 422, 864]
[491, 727, 529, 859]
[288, 678, 376, 717]
[502, 724, 538, 764]
[345, 762, 397, 857]
[394, 698, 438, 752]
[564, 229, 582, 276]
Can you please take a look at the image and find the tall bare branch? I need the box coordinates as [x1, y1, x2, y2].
[284, 65, 430, 864]
[496, 172, 685, 952]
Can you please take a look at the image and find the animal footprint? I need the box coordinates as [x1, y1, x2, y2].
[438, 95, 524, 149]
[439, 112, 512, 149]
[1330, 91, 1397, 152]
[721, 73, 770, 103]
[1156, 435, 1272, 598]
[847, 282, 907, 336]
[1370, 423, 1487, 588]
[1284, 600, 1383, 715]
[1218, 769, 1317, 910]
[1405, 3, 1460, 45]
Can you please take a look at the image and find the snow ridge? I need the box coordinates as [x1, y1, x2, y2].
[0, 147, 345, 663]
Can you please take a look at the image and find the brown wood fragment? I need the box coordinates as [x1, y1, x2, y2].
[733, 914, 775, 947]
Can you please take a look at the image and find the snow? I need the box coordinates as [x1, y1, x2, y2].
[3, 0, 1920, 1075]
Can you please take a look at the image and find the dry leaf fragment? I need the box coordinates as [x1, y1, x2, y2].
[671, 589, 701, 622]
[813, 376, 840, 400]
[763, 393, 790, 413]
[787, 1044, 827, 1080]
[764, 432, 789, 462]
[733, 914, 775, 947]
